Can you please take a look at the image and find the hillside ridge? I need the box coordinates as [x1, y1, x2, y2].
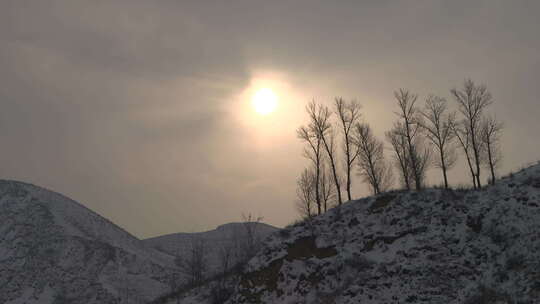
[227, 163, 540, 304]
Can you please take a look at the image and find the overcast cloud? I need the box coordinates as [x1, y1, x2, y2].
[1, 1, 539, 238]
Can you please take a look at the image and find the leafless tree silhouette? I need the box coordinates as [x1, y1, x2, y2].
[450, 122, 477, 188]
[335, 98, 362, 201]
[420, 95, 457, 189]
[296, 168, 316, 218]
[451, 79, 493, 188]
[240, 213, 264, 262]
[393, 89, 430, 190]
[481, 115, 504, 185]
[297, 122, 323, 215]
[306, 101, 343, 205]
[175, 237, 207, 286]
[320, 163, 336, 212]
[354, 123, 393, 194]
[386, 123, 413, 190]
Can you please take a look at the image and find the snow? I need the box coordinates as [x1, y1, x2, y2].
[3, 163, 540, 303]
[143, 222, 277, 276]
[0, 180, 278, 303]
[0, 180, 179, 303]
[228, 163, 540, 303]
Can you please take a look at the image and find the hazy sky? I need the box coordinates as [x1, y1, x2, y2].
[1, 1, 539, 238]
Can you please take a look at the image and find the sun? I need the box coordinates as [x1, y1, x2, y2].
[252, 88, 278, 115]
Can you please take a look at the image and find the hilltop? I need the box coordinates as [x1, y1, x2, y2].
[2, 163, 540, 303]
[144, 222, 277, 276]
[227, 163, 540, 303]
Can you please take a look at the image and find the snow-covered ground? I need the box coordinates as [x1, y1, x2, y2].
[143, 222, 277, 274]
[0, 180, 276, 304]
[3, 162, 540, 304]
[229, 163, 540, 303]
[0, 180, 181, 303]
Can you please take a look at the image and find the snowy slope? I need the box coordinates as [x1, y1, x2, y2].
[0, 180, 179, 304]
[228, 163, 540, 304]
[143, 222, 277, 274]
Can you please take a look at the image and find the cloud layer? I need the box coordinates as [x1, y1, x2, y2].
[1, 1, 539, 237]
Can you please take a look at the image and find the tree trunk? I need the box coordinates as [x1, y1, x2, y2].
[470, 122, 482, 188]
[487, 140, 496, 185]
[439, 148, 449, 189]
[464, 150, 477, 189]
[346, 161, 352, 201]
[322, 138, 342, 206]
[315, 156, 321, 215]
[328, 154, 342, 206]
[344, 133, 352, 201]
[442, 163, 449, 189]
[405, 120, 422, 190]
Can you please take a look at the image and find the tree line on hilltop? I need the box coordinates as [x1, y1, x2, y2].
[296, 79, 504, 218]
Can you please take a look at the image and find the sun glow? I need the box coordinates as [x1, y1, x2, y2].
[252, 88, 278, 115]
[232, 72, 306, 146]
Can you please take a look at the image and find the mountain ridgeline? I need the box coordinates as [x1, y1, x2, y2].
[1, 162, 540, 303]
[0, 180, 179, 303]
[227, 163, 540, 303]
[0, 180, 275, 304]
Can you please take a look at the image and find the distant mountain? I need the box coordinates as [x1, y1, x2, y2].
[143, 222, 277, 273]
[9, 162, 540, 304]
[227, 163, 540, 303]
[0, 180, 181, 304]
[0, 180, 279, 304]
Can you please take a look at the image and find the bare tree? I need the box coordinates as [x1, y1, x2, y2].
[217, 242, 234, 276]
[214, 241, 234, 302]
[393, 89, 430, 190]
[335, 98, 362, 201]
[319, 163, 336, 212]
[169, 248, 183, 304]
[354, 122, 393, 194]
[297, 124, 323, 215]
[228, 225, 244, 272]
[481, 115, 503, 185]
[450, 122, 477, 188]
[415, 140, 432, 188]
[240, 213, 264, 262]
[420, 95, 457, 189]
[175, 237, 207, 286]
[306, 101, 343, 205]
[386, 123, 413, 190]
[295, 168, 316, 219]
[451, 79, 493, 188]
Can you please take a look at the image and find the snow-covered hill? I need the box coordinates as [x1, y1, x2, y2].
[0, 181, 184, 303]
[144, 222, 277, 274]
[0, 180, 279, 304]
[228, 163, 540, 303]
[5, 162, 540, 304]
[0, 180, 181, 303]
